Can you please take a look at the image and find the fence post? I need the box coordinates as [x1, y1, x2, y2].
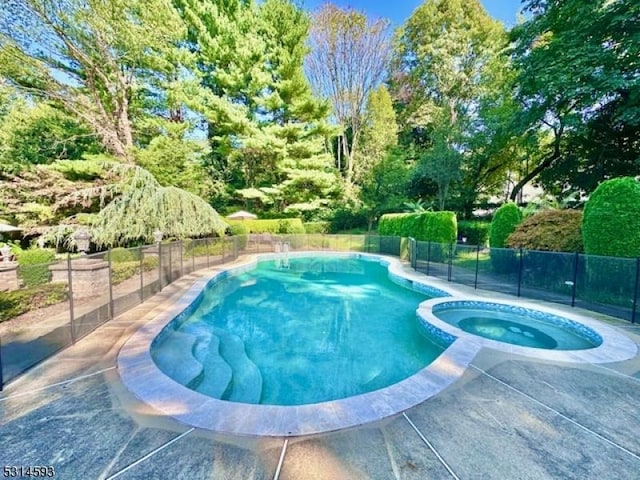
[168, 242, 173, 284]
[409, 238, 415, 269]
[67, 254, 76, 343]
[0, 336, 4, 391]
[517, 248, 523, 297]
[222, 237, 226, 262]
[474, 244, 480, 289]
[206, 238, 210, 268]
[179, 240, 184, 278]
[139, 246, 144, 302]
[632, 258, 640, 324]
[158, 242, 163, 290]
[426, 241, 431, 276]
[233, 236, 238, 259]
[571, 252, 579, 307]
[447, 243, 453, 281]
[108, 249, 114, 318]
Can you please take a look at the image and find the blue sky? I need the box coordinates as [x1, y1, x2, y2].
[301, 0, 523, 27]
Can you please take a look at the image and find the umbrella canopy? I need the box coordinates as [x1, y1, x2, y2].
[0, 223, 21, 233]
[226, 210, 257, 220]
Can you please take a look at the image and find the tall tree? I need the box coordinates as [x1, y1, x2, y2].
[0, 0, 189, 162]
[306, 3, 391, 199]
[510, 0, 640, 199]
[179, 0, 340, 217]
[391, 0, 508, 210]
[0, 96, 100, 171]
[354, 85, 398, 185]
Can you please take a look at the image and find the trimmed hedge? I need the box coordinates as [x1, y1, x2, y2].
[227, 218, 305, 235]
[111, 257, 158, 284]
[583, 177, 640, 257]
[109, 247, 140, 263]
[458, 220, 491, 246]
[378, 212, 457, 243]
[0, 283, 68, 322]
[228, 223, 249, 249]
[17, 248, 57, 287]
[303, 222, 330, 234]
[489, 203, 523, 274]
[489, 203, 523, 248]
[506, 209, 583, 253]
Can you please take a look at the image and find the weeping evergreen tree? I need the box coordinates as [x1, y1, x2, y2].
[42, 159, 227, 248]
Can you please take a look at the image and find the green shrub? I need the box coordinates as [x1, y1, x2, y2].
[489, 203, 523, 274]
[184, 239, 228, 257]
[228, 218, 305, 234]
[276, 219, 305, 234]
[111, 256, 158, 284]
[582, 177, 640, 257]
[489, 203, 523, 248]
[303, 222, 330, 234]
[0, 283, 68, 322]
[506, 209, 583, 253]
[457, 220, 491, 246]
[16, 248, 56, 287]
[329, 208, 368, 233]
[228, 223, 249, 249]
[109, 247, 140, 263]
[378, 212, 457, 243]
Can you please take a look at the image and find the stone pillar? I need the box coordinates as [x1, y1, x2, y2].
[50, 258, 110, 298]
[0, 262, 19, 291]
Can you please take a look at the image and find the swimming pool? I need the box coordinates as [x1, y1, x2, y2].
[151, 256, 449, 405]
[118, 252, 637, 436]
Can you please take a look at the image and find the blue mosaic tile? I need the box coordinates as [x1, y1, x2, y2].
[417, 318, 456, 349]
[432, 300, 603, 346]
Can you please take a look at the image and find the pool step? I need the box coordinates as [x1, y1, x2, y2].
[181, 322, 213, 362]
[152, 331, 203, 387]
[214, 328, 263, 404]
[195, 333, 233, 398]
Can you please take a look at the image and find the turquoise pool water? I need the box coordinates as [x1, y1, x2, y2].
[151, 256, 447, 406]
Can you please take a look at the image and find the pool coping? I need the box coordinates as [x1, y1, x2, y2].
[117, 251, 637, 437]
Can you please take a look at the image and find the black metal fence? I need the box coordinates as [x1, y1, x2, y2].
[408, 239, 639, 324]
[0, 234, 401, 390]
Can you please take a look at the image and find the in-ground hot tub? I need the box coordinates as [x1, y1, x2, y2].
[418, 298, 637, 363]
[430, 300, 602, 350]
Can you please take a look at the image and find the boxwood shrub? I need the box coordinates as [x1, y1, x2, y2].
[581, 177, 640, 298]
[489, 203, 523, 274]
[582, 177, 640, 257]
[489, 203, 523, 248]
[17, 248, 57, 287]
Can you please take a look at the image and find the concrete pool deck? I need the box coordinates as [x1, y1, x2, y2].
[1, 258, 640, 479]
